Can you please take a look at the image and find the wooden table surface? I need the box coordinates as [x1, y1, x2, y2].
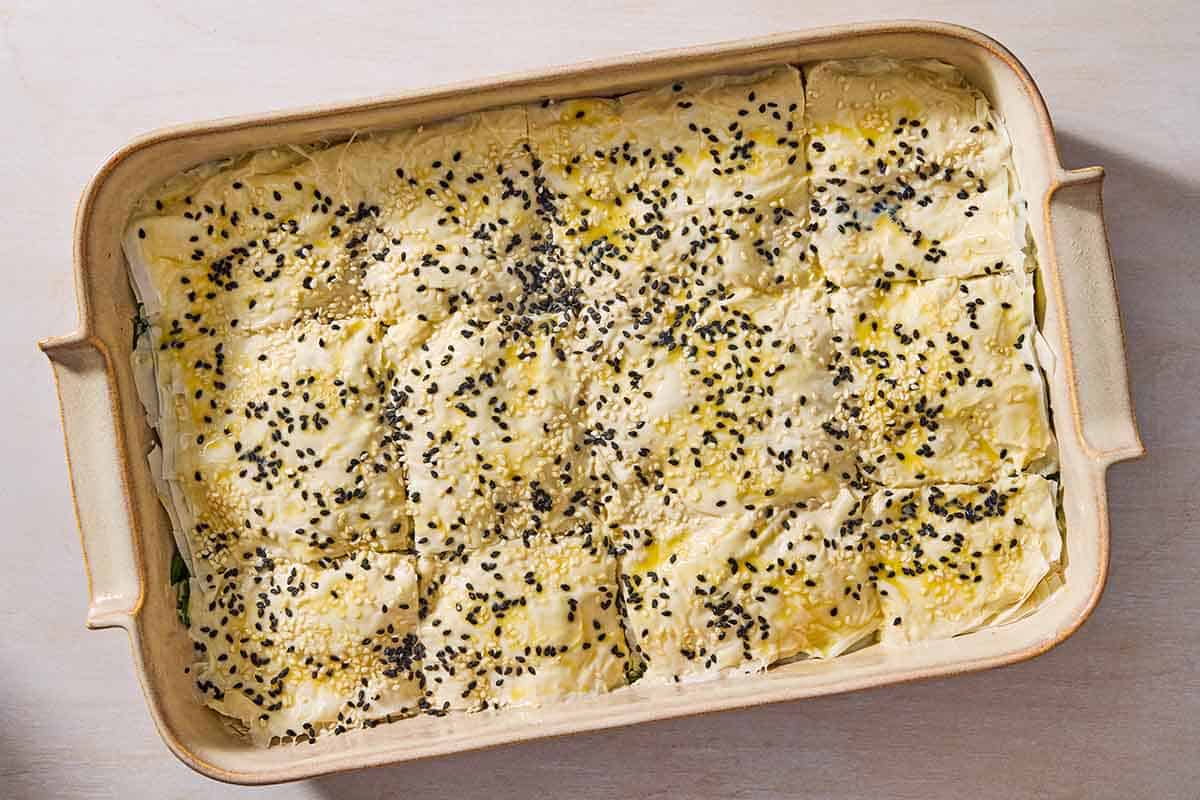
[3, 1, 1196, 797]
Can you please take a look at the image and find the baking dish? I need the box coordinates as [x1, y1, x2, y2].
[40, 21, 1143, 784]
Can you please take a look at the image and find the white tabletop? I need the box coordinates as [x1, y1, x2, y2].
[3, 1, 1197, 797]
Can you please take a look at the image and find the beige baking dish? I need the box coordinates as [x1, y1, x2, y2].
[40, 20, 1143, 784]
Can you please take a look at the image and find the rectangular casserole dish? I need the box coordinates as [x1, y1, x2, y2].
[40, 20, 1143, 784]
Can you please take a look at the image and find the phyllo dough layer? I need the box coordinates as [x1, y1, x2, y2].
[123, 57, 1062, 743]
[576, 285, 857, 516]
[805, 58, 1026, 287]
[125, 148, 373, 340]
[387, 311, 600, 556]
[353, 108, 544, 337]
[147, 316, 409, 574]
[866, 474, 1061, 645]
[190, 551, 424, 744]
[419, 534, 629, 710]
[530, 66, 812, 296]
[615, 490, 879, 683]
[831, 271, 1054, 487]
[127, 109, 540, 350]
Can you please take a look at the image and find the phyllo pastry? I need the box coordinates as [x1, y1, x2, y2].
[126, 108, 540, 350]
[576, 284, 858, 516]
[122, 56, 1065, 745]
[805, 58, 1026, 287]
[387, 311, 599, 556]
[352, 108, 544, 338]
[143, 316, 409, 575]
[419, 533, 628, 710]
[615, 490, 880, 683]
[866, 474, 1061, 645]
[190, 551, 424, 744]
[125, 147, 375, 340]
[530, 66, 812, 296]
[832, 271, 1054, 486]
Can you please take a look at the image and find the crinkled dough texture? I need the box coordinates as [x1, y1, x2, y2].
[143, 317, 410, 577]
[616, 490, 880, 683]
[419, 535, 628, 710]
[189, 551, 423, 745]
[126, 58, 1061, 743]
[805, 58, 1028, 286]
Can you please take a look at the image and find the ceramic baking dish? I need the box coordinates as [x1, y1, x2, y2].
[40, 20, 1143, 784]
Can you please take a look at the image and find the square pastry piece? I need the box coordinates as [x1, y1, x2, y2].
[352, 107, 545, 339]
[190, 551, 424, 744]
[832, 271, 1054, 487]
[387, 312, 599, 556]
[419, 535, 629, 710]
[125, 148, 374, 341]
[530, 66, 812, 297]
[149, 316, 409, 573]
[867, 474, 1061, 645]
[805, 58, 1025, 287]
[576, 285, 858, 516]
[615, 490, 880, 683]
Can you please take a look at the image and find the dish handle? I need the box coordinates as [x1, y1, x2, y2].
[1047, 167, 1146, 467]
[40, 332, 142, 630]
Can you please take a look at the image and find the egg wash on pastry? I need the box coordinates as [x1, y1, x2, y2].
[126, 58, 1060, 744]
